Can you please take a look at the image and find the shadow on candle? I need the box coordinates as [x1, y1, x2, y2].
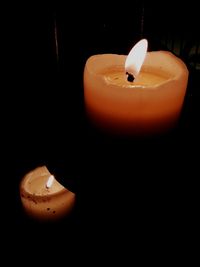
[85, 106, 181, 138]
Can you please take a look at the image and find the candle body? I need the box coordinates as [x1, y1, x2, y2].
[20, 166, 75, 221]
[84, 52, 189, 136]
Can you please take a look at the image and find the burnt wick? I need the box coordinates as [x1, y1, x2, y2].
[126, 72, 135, 82]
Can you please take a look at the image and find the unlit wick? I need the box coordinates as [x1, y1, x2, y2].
[126, 72, 135, 82]
[46, 175, 54, 189]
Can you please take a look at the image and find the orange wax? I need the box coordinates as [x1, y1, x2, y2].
[20, 166, 75, 221]
[102, 68, 168, 87]
[84, 52, 189, 136]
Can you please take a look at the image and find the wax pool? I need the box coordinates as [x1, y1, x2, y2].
[84, 51, 189, 136]
[20, 166, 75, 221]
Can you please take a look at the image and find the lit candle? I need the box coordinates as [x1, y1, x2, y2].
[84, 39, 189, 136]
[20, 166, 75, 221]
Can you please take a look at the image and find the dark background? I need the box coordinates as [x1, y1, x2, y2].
[1, 1, 199, 262]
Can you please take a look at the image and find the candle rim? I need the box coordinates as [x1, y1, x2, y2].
[20, 185, 72, 201]
[85, 51, 189, 90]
[20, 166, 74, 199]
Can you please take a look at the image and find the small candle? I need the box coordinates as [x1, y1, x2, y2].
[20, 166, 75, 221]
[84, 39, 189, 136]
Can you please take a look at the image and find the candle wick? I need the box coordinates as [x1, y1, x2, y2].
[46, 175, 54, 189]
[126, 72, 135, 82]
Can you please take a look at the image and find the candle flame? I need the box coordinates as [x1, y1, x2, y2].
[46, 175, 54, 189]
[125, 39, 148, 79]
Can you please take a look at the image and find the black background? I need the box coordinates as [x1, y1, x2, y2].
[1, 1, 199, 263]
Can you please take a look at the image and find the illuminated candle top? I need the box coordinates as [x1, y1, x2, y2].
[22, 167, 66, 195]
